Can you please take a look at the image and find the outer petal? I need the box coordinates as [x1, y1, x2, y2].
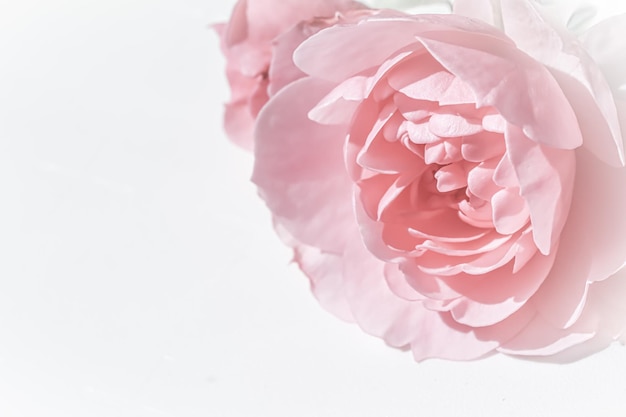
[269, 9, 377, 97]
[341, 237, 533, 361]
[223, 97, 256, 151]
[582, 14, 626, 162]
[452, 0, 501, 27]
[528, 145, 626, 331]
[447, 247, 556, 327]
[498, 0, 624, 166]
[582, 14, 626, 93]
[294, 13, 510, 82]
[500, 269, 626, 361]
[294, 247, 356, 322]
[504, 124, 575, 255]
[252, 77, 354, 254]
[417, 34, 583, 150]
[242, 0, 364, 43]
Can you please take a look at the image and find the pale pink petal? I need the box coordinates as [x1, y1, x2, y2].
[504, 125, 576, 255]
[295, 12, 511, 82]
[222, 0, 248, 47]
[581, 13, 626, 166]
[507, 271, 616, 361]
[400, 261, 465, 300]
[447, 250, 555, 327]
[491, 188, 530, 235]
[252, 77, 353, 253]
[413, 307, 535, 362]
[405, 120, 441, 144]
[423, 138, 463, 165]
[550, 68, 624, 167]
[393, 93, 437, 123]
[223, 102, 255, 151]
[434, 162, 467, 192]
[500, 0, 624, 166]
[498, 315, 595, 357]
[458, 197, 494, 229]
[417, 35, 583, 150]
[461, 132, 505, 162]
[492, 153, 518, 188]
[438, 76, 477, 105]
[341, 239, 516, 360]
[309, 76, 369, 125]
[428, 113, 483, 138]
[417, 237, 517, 276]
[244, 0, 365, 43]
[389, 65, 455, 102]
[353, 189, 413, 261]
[528, 146, 626, 328]
[384, 263, 425, 302]
[466, 158, 501, 201]
[294, 15, 422, 82]
[528, 272, 626, 362]
[452, 0, 500, 27]
[482, 113, 506, 133]
[292, 241, 355, 322]
[415, 232, 512, 257]
[267, 22, 310, 96]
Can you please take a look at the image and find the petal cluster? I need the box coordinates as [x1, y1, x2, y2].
[220, 0, 626, 362]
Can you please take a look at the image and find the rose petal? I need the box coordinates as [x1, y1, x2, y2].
[424, 138, 463, 165]
[500, 0, 624, 166]
[244, 0, 364, 43]
[452, 0, 500, 27]
[384, 262, 425, 302]
[447, 249, 556, 327]
[393, 93, 437, 123]
[504, 125, 576, 255]
[434, 162, 467, 192]
[529, 146, 626, 328]
[482, 113, 506, 133]
[309, 76, 369, 125]
[294, 13, 513, 82]
[498, 315, 595, 357]
[342, 239, 526, 361]
[492, 153, 518, 188]
[291, 240, 355, 322]
[417, 35, 583, 150]
[294, 14, 423, 82]
[252, 77, 354, 253]
[491, 188, 530, 235]
[223, 101, 255, 151]
[428, 113, 483, 138]
[461, 132, 505, 162]
[466, 158, 500, 201]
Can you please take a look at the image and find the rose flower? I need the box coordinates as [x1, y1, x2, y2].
[219, 0, 626, 361]
[214, 0, 369, 149]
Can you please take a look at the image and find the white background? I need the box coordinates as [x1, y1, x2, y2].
[1, 0, 626, 416]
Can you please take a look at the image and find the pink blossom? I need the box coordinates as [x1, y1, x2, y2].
[215, 0, 369, 149]
[249, 1, 626, 361]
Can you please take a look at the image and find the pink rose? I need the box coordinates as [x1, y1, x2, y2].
[215, 0, 369, 150]
[250, 0, 626, 361]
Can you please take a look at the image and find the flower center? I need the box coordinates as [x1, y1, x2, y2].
[348, 50, 533, 273]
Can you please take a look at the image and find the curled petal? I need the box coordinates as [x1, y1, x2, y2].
[504, 125, 575, 255]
